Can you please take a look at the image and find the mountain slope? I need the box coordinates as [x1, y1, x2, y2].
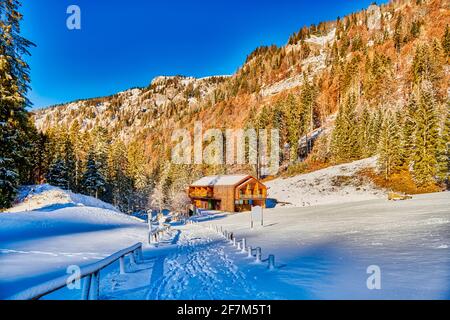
[30, 0, 450, 205]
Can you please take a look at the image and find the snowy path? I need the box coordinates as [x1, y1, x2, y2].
[144, 225, 259, 300]
[99, 224, 263, 300]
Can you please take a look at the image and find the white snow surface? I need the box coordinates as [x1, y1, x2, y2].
[266, 157, 384, 207]
[194, 192, 450, 299]
[6, 184, 119, 213]
[2, 183, 449, 300]
[0, 185, 147, 299]
[191, 175, 250, 187]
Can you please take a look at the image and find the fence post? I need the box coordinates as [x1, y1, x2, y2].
[90, 271, 100, 300]
[233, 238, 236, 247]
[237, 241, 241, 250]
[255, 247, 261, 263]
[120, 256, 126, 274]
[137, 246, 144, 262]
[247, 246, 252, 258]
[268, 254, 275, 270]
[241, 238, 246, 252]
[129, 251, 136, 265]
[81, 275, 91, 300]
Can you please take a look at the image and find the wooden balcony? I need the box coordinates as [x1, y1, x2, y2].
[189, 190, 214, 198]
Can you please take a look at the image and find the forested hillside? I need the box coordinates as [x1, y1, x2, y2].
[2, 0, 449, 212]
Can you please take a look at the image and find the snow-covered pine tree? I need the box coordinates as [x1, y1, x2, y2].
[46, 158, 68, 189]
[81, 152, 106, 199]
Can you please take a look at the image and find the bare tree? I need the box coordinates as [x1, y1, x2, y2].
[171, 191, 191, 217]
[149, 184, 164, 214]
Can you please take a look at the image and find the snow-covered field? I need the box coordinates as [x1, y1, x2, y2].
[197, 192, 450, 299]
[266, 157, 384, 207]
[0, 185, 148, 299]
[1, 184, 449, 300]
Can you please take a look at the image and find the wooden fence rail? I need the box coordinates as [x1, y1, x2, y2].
[7, 242, 143, 300]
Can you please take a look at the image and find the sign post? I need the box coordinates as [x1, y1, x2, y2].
[251, 206, 263, 229]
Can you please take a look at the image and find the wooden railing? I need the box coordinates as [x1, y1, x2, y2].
[189, 191, 213, 198]
[7, 242, 144, 300]
[148, 223, 171, 244]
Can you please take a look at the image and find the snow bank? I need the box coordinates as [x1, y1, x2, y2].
[0, 185, 148, 299]
[266, 157, 384, 207]
[7, 184, 119, 213]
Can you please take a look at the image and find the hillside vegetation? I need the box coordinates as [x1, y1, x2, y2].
[13, 0, 450, 212]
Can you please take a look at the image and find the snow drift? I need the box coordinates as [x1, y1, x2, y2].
[6, 184, 119, 213]
[0, 185, 147, 299]
[266, 157, 384, 207]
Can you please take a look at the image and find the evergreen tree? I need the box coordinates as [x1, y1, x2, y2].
[46, 158, 68, 189]
[62, 133, 76, 190]
[377, 112, 402, 180]
[91, 126, 110, 180]
[300, 75, 316, 154]
[81, 152, 106, 198]
[400, 95, 419, 169]
[412, 83, 439, 187]
[69, 120, 83, 192]
[436, 101, 449, 186]
[330, 93, 361, 162]
[393, 15, 403, 54]
[284, 94, 301, 161]
[127, 140, 153, 211]
[108, 140, 133, 212]
[359, 107, 374, 158]
[367, 109, 383, 157]
[411, 43, 441, 87]
[0, 0, 34, 208]
[442, 24, 450, 58]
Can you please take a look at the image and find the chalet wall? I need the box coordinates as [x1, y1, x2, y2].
[189, 175, 267, 213]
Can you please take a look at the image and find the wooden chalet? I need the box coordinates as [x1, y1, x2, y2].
[188, 175, 267, 212]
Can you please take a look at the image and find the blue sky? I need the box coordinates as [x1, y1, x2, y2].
[21, 0, 387, 109]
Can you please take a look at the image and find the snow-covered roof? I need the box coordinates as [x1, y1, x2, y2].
[191, 175, 251, 187]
